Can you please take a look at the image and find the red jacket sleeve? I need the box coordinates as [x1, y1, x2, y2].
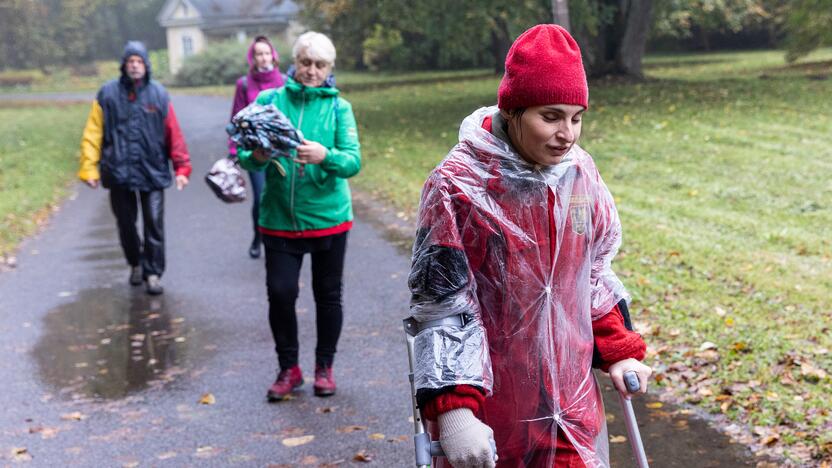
[164, 102, 192, 178]
[593, 304, 646, 372]
[421, 385, 485, 421]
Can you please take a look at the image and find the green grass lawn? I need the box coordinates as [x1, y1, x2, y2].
[344, 48, 832, 464]
[0, 103, 89, 257]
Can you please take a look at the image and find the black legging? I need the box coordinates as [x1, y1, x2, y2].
[263, 232, 347, 370]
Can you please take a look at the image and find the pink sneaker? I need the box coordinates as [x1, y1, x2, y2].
[267, 366, 303, 401]
[313, 365, 336, 397]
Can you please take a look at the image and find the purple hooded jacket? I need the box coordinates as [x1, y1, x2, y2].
[228, 37, 285, 155]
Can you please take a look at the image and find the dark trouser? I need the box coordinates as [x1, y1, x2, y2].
[263, 232, 348, 371]
[248, 170, 265, 236]
[109, 187, 165, 278]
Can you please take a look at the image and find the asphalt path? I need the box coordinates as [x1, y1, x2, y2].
[0, 92, 756, 467]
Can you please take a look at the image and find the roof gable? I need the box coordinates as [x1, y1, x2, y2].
[159, 0, 299, 27]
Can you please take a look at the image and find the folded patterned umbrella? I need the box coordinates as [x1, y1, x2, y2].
[226, 103, 303, 159]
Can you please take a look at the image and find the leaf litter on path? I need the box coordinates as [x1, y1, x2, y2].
[281, 435, 314, 447]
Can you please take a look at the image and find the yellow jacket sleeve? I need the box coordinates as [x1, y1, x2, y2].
[78, 100, 104, 181]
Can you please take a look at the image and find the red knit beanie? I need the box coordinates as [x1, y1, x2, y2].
[497, 24, 588, 110]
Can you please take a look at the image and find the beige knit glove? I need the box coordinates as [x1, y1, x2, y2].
[438, 408, 497, 468]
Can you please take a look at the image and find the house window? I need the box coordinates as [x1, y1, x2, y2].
[183, 36, 194, 57]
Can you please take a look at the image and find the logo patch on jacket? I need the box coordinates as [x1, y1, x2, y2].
[144, 104, 159, 113]
[569, 195, 590, 235]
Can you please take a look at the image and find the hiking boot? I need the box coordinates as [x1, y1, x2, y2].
[248, 233, 261, 259]
[267, 366, 303, 402]
[145, 274, 163, 295]
[129, 266, 142, 286]
[313, 365, 336, 397]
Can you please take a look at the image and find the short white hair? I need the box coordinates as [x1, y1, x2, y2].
[292, 31, 336, 64]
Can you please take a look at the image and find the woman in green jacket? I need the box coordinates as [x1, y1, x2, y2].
[238, 31, 361, 401]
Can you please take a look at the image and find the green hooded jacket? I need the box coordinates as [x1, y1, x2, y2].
[238, 77, 361, 234]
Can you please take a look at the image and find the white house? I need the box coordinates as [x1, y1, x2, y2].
[157, 0, 302, 75]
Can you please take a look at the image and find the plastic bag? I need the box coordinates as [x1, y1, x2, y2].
[205, 156, 246, 203]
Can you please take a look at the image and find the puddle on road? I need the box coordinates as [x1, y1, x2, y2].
[32, 287, 214, 400]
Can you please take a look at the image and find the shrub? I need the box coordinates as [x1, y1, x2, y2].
[174, 40, 249, 87]
[362, 25, 406, 71]
[149, 49, 170, 82]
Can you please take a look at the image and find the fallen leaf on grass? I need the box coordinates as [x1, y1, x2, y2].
[282, 435, 315, 447]
[60, 412, 86, 421]
[699, 341, 718, 351]
[369, 433, 385, 440]
[761, 434, 779, 446]
[732, 341, 750, 353]
[696, 349, 720, 363]
[800, 362, 829, 382]
[353, 450, 373, 462]
[645, 402, 663, 409]
[337, 425, 368, 433]
[198, 393, 216, 405]
[609, 435, 627, 443]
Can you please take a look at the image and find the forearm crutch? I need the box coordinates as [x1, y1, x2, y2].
[619, 371, 649, 468]
[403, 316, 496, 467]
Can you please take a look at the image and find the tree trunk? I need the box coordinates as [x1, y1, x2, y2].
[616, 0, 653, 77]
[551, 0, 571, 32]
[491, 14, 511, 74]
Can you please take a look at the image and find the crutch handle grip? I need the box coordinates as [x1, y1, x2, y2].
[624, 370, 640, 393]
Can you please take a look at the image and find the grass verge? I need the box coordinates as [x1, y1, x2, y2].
[0, 103, 89, 258]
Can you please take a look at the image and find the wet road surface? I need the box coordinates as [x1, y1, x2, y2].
[0, 93, 756, 466]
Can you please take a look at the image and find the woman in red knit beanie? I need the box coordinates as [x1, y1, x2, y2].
[407, 24, 652, 468]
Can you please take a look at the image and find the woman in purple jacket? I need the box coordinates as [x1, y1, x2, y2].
[229, 36, 285, 258]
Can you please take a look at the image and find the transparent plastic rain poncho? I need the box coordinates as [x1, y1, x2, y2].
[408, 107, 628, 467]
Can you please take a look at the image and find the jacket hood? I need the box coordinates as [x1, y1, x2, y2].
[458, 106, 579, 179]
[121, 41, 152, 83]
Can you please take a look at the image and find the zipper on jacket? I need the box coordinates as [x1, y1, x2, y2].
[288, 92, 306, 232]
